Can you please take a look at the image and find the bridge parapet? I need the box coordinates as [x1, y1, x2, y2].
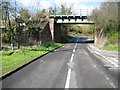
[49, 9, 94, 24]
[49, 9, 92, 16]
[49, 15, 94, 24]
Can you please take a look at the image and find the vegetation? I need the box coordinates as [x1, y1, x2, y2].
[1, 42, 62, 76]
[1, 0, 119, 76]
[68, 25, 93, 34]
[91, 1, 119, 49]
[69, 34, 91, 37]
[1, 2, 74, 75]
[101, 45, 120, 51]
[1, 2, 49, 48]
[1, 2, 62, 75]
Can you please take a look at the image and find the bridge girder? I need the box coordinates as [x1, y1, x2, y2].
[49, 15, 94, 24]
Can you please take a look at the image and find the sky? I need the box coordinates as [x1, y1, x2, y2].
[8, 0, 119, 14]
[17, 0, 101, 9]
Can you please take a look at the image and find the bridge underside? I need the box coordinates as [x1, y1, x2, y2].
[56, 22, 94, 24]
[49, 15, 95, 42]
[50, 15, 94, 24]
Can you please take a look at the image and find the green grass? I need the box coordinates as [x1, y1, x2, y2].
[101, 30, 119, 51]
[105, 30, 119, 45]
[101, 44, 120, 51]
[1, 42, 62, 76]
[69, 34, 91, 37]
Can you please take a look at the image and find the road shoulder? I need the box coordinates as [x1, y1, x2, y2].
[87, 44, 119, 69]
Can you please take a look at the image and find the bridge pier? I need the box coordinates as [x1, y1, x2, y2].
[54, 23, 62, 42]
[49, 18, 54, 41]
[49, 15, 95, 43]
[49, 18, 62, 42]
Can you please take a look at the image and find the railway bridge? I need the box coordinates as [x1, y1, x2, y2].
[49, 9, 95, 42]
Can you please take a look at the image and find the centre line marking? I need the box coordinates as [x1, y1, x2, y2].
[65, 68, 72, 88]
[75, 43, 77, 49]
[73, 49, 75, 52]
[74, 45, 77, 49]
[65, 38, 79, 88]
[70, 54, 74, 62]
[75, 43, 77, 46]
[65, 53, 75, 88]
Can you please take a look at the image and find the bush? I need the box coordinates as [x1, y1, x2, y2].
[105, 30, 118, 45]
[2, 47, 9, 51]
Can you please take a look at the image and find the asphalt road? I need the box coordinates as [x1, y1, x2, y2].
[2, 36, 118, 88]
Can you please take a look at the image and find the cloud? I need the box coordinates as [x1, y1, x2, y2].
[14, 0, 108, 14]
[17, 0, 33, 7]
[72, 3, 95, 15]
[38, 1, 51, 9]
[53, 0, 78, 7]
[16, 0, 37, 7]
[52, 0, 99, 15]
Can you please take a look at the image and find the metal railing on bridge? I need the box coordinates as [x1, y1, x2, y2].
[49, 9, 94, 24]
[49, 9, 92, 17]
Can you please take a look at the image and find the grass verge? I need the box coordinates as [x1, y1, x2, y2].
[101, 44, 120, 51]
[69, 34, 91, 37]
[1, 42, 62, 76]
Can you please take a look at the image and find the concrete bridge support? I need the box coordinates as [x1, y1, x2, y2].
[49, 18, 54, 41]
[94, 26, 107, 47]
[54, 23, 62, 42]
[41, 23, 52, 42]
[49, 18, 62, 42]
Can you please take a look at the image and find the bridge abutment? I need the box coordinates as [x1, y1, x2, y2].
[54, 23, 62, 42]
[49, 18, 62, 42]
[49, 18, 54, 41]
[49, 15, 95, 43]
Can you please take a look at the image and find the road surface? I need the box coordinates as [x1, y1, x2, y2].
[2, 36, 118, 88]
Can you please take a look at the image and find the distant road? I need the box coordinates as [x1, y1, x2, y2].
[2, 36, 117, 88]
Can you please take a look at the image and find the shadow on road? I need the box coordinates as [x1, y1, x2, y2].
[62, 37, 94, 44]
[50, 37, 94, 53]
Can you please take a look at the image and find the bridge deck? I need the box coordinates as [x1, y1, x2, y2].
[56, 22, 95, 24]
[49, 15, 88, 18]
[49, 15, 94, 24]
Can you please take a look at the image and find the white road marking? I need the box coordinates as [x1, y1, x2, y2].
[65, 68, 72, 88]
[93, 65, 96, 67]
[109, 82, 116, 88]
[94, 51, 118, 68]
[70, 54, 74, 62]
[87, 45, 117, 88]
[87, 46, 94, 53]
[87, 46, 118, 68]
[40, 60, 44, 62]
[74, 42, 78, 50]
[73, 49, 76, 53]
[65, 38, 79, 88]
[65, 53, 74, 88]
[84, 51, 89, 56]
[100, 71, 116, 88]
[74, 45, 77, 49]
[54, 49, 59, 52]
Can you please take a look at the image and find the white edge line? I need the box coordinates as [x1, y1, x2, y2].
[95, 51, 118, 67]
[87, 45, 118, 68]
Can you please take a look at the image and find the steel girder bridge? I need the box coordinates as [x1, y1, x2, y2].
[49, 9, 94, 24]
